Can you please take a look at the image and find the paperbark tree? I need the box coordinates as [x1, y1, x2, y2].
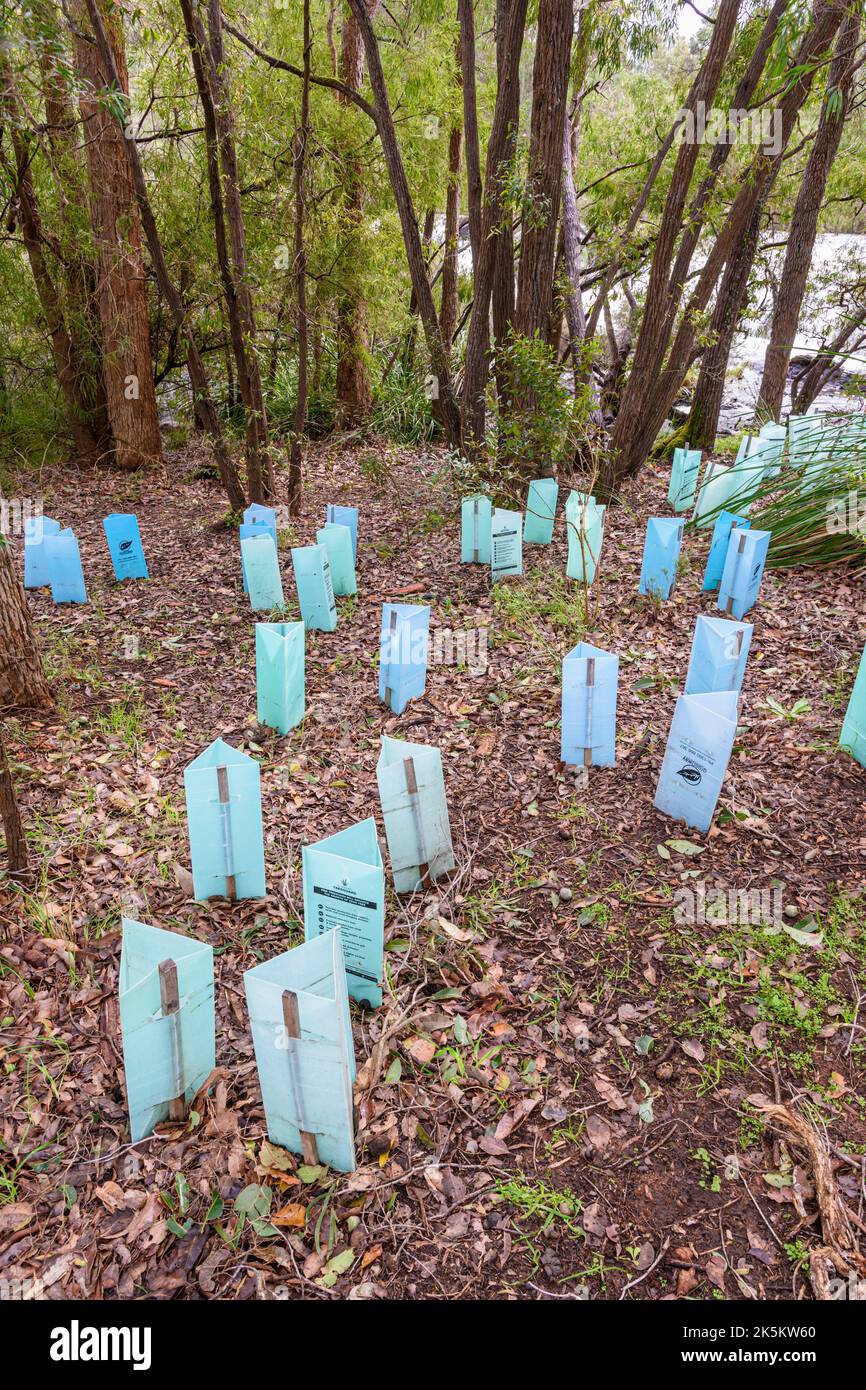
[0, 540, 52, 710]
[757, 8, 861, 421]
[71, 0, 163, 471]
[78, 0, 246, 510]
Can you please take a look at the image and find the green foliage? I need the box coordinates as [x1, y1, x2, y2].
[494, 331, 577, 468]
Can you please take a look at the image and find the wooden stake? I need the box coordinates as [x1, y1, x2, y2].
[472, 498, 479, 563]
[0, 720, 27, 877]
[216, 764, 237, 900]
[403, 756, 431, 888]
[383, 607, 398, 707]
[583, 656, 595, 768]
[725, 533, 746, 616]
[158, 959, 186, 1122]
[281, 989, 319, 1165]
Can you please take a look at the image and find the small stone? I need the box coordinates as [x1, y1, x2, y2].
[559, 886, 573, 902]
[784, 905, 799, 919]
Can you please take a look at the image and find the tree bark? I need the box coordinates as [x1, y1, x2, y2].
[289, 0, 311, 514]
[514, 0, 573, 344]
[757, 9, 860, 421]
[603, 0, 845, 494]
[461, 0, 530, 452]
[440, 42, 463, 353]
[686, 204, 762, 451]
[0, 540, 52, 710]
[79, 0, 246, 510]
[334, 1, 378, 425]
[0, 720, 28, 876]
[458, 0, 482, 272]
[71, 0, 163, 471]
[491, 0, 520, 416]
[605, 0, 742, 471]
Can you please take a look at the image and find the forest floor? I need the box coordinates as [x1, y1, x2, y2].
[1, 436, 865, 1302]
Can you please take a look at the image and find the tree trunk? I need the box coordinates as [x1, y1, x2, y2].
[686, 204, 762, 451]
[0, 540, 52, 710]
[289, 0, 311, 514]
[605, 0, 741, 471]
[179, 0, 272, 501]
[458, 0, 482, 272]
[757, 10, 860, 421]
[347, 0, 462, 448]
[491, 0, 520, 417]
[603, 0, 845, 494]
[334, 1, 377, 425]
[0, 721, 28, 877]
[80, 0, 246, 510]
[514, 0, 572, 344]
[71, 0, 163, 471]
[461, 0, 530, 453]
[439, 56, 463, 353]
[792, 306, 866, 413]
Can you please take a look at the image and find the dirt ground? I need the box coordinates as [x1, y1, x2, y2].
[1, 438, 865, 1301]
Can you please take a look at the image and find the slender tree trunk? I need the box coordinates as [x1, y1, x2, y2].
[491, 0, 520, 416]
[458, 0, 482, 273]
[514, 0, 572, 344]
[757, 10, 860, 421]
[80, 0, 246, 510]
[686, 205, 762, 451]
[179, 0, 272, 502]
[206, 0, 272, 499]
[0, 721, 28, 877]
[461, 0, 530, 453]
[440, 47, 463, 353]
[289, 0, 311, 514]
[346, 0, 462, 447]
[792, 308, 866, 412]
[334, 2, 377, 425]
[71, 0, 163, 471]
[606, 0, 741, 470]
[603, 0, 845, 494]
[0, 541, 52, 710]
